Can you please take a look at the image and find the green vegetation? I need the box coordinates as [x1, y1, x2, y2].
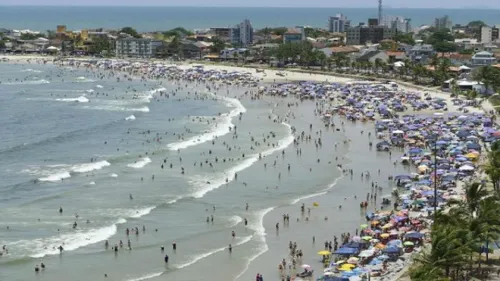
[163, 27, 193, 38]
[88, 37, 113, 55]
[304, 27, 330, 39]
[210, 37, 226, 53]
[426, 31, 457, 53]
[120, 27, 141, 38]
[410, 175, 500, 281]
[20, 33, 45, 40]
[393, 32, 415, 45]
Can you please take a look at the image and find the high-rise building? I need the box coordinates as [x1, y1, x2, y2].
[346, 24, 394, 45]
[382, 16, 412, 33]
[480, 25, 500, 44]
[433, 15, 452, 31]
[230, 19, 253, 47]
[328, 13, 350, 33]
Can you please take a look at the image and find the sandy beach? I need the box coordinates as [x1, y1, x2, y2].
[0, 54, 492, 281]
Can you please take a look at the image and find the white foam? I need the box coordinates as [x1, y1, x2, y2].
[125, 115, 136, 121]
[129, 206, 156, 218]
[56, 95, 89, 103]
[127, 157, 151, 169]
[124, 272, 163, 281]
[150, 87, 166, 94]
[234, 208, 273, 281]
[110, 173, 118, 178]
[24, 218, 125, 258]
[77, 76, 86, 80]
[85, 89, 95, 93]
[167, 95, 247, 151]
[21, 68, 42, 73]
[89, 181, 96, 185]
[6, 79, 50, 85]
[83, 105, 150, 112]
[228, 215, 243, 228]
[96, 85, 104, 88]
[190, 122, 294, 199]
[38, 171, 71, 182]
[176, 235, 252, 269]
[71, 160, 111, 173]
[34, 160, 111, 182]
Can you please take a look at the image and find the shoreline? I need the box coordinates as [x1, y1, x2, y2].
[0, 55, 491, 281]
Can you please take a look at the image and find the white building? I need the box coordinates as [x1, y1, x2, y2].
[480, 25, 500, 44]
[433, 15, 452, 31]
[471, 51, 497, 66]
[231, 19, 253, 47]
[328, 14, 350, 33]
[115, 38, 163, 58]
[382, 16, 412, 33]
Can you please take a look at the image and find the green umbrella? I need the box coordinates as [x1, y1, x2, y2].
[362, 236, 372, 241]
[403, 241, 414, 246]
[360, 224, 369, 229]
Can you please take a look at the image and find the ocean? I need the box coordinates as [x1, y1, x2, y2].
[0, 60, 414, 281]
[0, 6, 499, 32]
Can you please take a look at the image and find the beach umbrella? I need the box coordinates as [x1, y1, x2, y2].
[318, 250, 331, 255]
[360, 224, 368, 229]
[347, 257, 359, 264]
[380, 233, 390, 239]
[359, 250, 375, 257]
[403, 241, 415, 247]
[313, 202, 320, 207]
[362, 236, 372, 241]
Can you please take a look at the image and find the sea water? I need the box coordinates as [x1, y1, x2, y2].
[0, 62, 415, 281]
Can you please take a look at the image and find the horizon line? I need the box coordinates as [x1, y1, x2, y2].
[0, 4, 498, 9]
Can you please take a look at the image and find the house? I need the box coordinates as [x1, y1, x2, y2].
[356, 50, 389, 63]
[407, 44, 434, 63]
[437, 52, 472, 65]
[320, 46, 359, 57]
[283, 28, 305, 44]
[471, 51, 497, 66]
[385, 51, 406, 62]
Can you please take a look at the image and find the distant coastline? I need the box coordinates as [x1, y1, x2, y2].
[0, 6, 499, 32]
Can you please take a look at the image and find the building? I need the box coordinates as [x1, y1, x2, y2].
[211, 27, 232, 41]
[283, 27, 305, 43]
[382, 16, 412, 34]
[230, 19, 253, 47]
[480, 25, 500, 44]
[471, 51, 497, 66]
[433, 15, 452, 31]
[407, 44, 435, 62]
[356, 50, 389, 63]
[115, 38, 163, 58]
[346, 25, 394, 45]
[328, 14, 350, 33]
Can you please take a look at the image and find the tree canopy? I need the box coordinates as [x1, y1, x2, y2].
[20, 33, 45, 40]
[163, 27, 193, 38]
[467, 20, 486, 28]
[120, 27, 141, 38]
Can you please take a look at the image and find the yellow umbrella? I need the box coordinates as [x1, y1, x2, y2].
[380, 233, 390, 239]
[313, 202, 319, 207]
[340, 264, 355, 270]
[375, 243, 386, 249]
[317, 250, 331, 255]
[382, 223, 393, 229]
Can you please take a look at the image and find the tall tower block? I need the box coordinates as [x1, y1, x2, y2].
[378, 0, 383, 25]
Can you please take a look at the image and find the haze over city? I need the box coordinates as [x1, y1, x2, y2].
[0, 0, 499, 9]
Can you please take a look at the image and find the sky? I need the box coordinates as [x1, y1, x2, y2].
[0, 0, 498, 8]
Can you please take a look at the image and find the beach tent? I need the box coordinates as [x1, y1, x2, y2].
[405, 232, 425, 239]
[382, 246, 401, 254]
[334, 247, 359, 255]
